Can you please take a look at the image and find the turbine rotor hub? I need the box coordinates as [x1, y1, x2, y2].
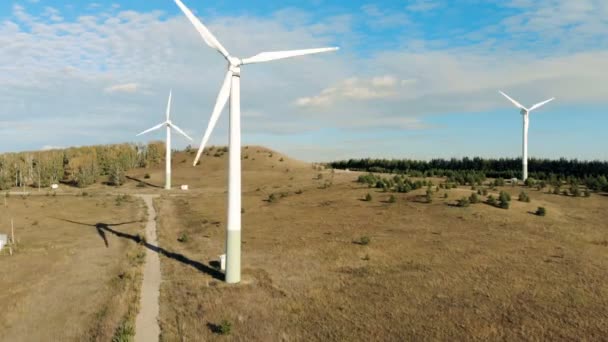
[228, 56, 242, 67]
[521, 109, 527, 115]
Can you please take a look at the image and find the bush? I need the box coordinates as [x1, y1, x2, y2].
[267, 193, 277, 203]
[355, 236, 371, 245]
[518, 191, 531, 202]
[499, 191, 510, 209]
[443, 193, 448, 199]
[487, 195, 497, 206]
[177, 233, 189, 243]
[584, 189, 591, 197]
[425, 189, 433, 203]
[388, 195, 396, 203]
[364, 193, 372, 202]
[469, 192, 480, 204]
[144, 173, 151, 179]
[536, 207, 547, 216]
[218, 320, 232, 335]
[457, 197, 470, 207]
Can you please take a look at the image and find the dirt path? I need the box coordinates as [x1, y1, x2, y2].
[135, 195, 161, 342]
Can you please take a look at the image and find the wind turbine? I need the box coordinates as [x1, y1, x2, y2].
[174, 0, 338, 284]
[499, 91, 555, 182]
[137, 90, 193, 190]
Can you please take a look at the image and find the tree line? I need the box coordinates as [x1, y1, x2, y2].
[0, 142, 165, 190]
[331, 157, 608, 192]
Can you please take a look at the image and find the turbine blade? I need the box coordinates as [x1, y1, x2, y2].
[193, 70, 233, 166]
[170, 123, 193, 141]
[136, 123, 165, 137]
[528, 97, 555, 112]
[166, 90, 172, 121]
[174, 0, 230, 59]
[499, 91, 527, 111]
[241, 47, 339, 65]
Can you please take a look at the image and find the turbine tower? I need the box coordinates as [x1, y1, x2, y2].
[174, 0, 338, 284]
[499, 91, 555, 181]
[137, 90, 193, 190]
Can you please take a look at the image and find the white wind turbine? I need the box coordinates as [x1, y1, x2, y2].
[499, 91, 555, 182]
[174, 0, 338, 284]
[137, 90, 193, 190]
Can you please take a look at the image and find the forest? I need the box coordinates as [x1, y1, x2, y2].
[0, 142, 165, 190]
[330, 157, 608, 192]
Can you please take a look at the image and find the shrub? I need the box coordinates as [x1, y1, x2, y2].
[268, 193, 277, 203]
[136, 182, 146, 188]
[570, 186, 581, 197]
[518, 191, 531, 202]
[443, 193, 448, 199]
[364, 193, 372, 202]
[425, 189, 433, 203]
[177, 233, 189, 243]
[218, 320, 232, 335]
[499, 191, 510, 209]
[536, 207, 547, 216]
[144, 173, 151, 179]
[487, 195, 497, 206]
[355, 236, 371, 245]
[469, 192, 480, 204]
[388, 195, 396, 203]
[457, 197, 470, 207]
[295, 189, 303, 195]
[584, 189, 591, 197]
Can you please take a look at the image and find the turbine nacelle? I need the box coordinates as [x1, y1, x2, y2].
[520, 109, 528, 116]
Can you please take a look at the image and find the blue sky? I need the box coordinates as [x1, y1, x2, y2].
[0, 0, 607, 161]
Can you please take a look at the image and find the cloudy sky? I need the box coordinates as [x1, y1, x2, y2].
[1, 0, 607, 161]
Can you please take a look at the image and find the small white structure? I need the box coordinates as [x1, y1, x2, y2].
[51, 184, 59, 189]
[0, 234, 7, 251]
[181, 185, 189, 191]
[220, 254, 226, 272]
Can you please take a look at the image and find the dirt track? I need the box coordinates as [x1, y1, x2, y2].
[135, 195, 161, 342]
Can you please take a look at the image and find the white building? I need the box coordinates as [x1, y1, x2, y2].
[0, 234, 7, 251]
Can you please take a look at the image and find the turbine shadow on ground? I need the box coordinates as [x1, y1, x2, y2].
[57, 218, 224, 280]
[125, 176, 163, 189]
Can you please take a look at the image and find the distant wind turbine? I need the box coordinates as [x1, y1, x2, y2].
[137, 90, 193, 190]
[174, 0, 338, 283]
[499, 91, 555, 181]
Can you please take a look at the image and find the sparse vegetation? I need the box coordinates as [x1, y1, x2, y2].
[518, 191, 531, 202]
[456, 197, 470, 207]
[177, 233, 189, 243]
[354, 236, 371, 245]
[388, 195, 396, 203]
[469, 192, 480, 204]
[364, 193, 373, 202]
[536, 207, 547, 216]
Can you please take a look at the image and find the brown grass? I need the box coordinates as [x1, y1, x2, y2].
[0, 195, 146, 341]
[154, 147, 608, 341]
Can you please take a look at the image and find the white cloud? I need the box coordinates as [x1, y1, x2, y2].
[103, 83, 142, 94]
[406, 0, 441, 12]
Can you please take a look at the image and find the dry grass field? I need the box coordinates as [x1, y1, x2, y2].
[1, 146, 606, 341]
[153, 147, 608, 341]
[0, 194, 147, 341]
